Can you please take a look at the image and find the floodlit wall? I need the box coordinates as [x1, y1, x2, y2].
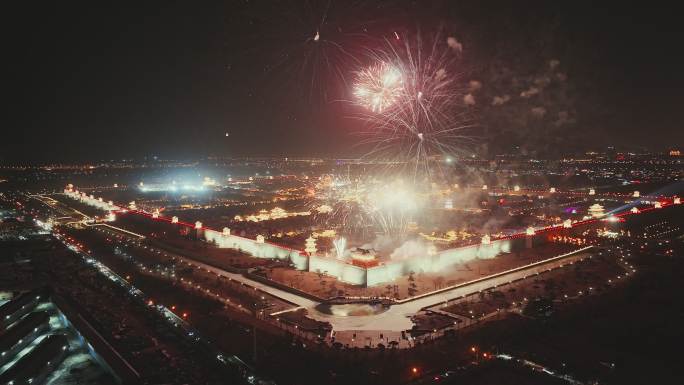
[204, 230, 306, 269]
[366, 239, 513, 286]
[396, 239, 512, 276]
[436, 239, 512, 269]
[206, 228, 536, 287]
[63, 190, 118, 211]
[366, 262, 404, 286]
[308, 239, 511, 287]
[308, 256, 367, 285]
[290, 252, 309, 270]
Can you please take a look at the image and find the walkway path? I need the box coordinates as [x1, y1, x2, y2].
[306, 247, 593, 331]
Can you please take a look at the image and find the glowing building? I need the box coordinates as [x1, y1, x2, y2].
[481, 234, 491, 245]
[316, 205, 333, 214]
[349, 248, 378, 267]
[304, 236, 317, 254]
[234, 207, 311, 222]
[588, 203, 605, 218]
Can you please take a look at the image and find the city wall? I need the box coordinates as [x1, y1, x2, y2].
[204, 227, 543, 286]
[203, 229, 308, 270]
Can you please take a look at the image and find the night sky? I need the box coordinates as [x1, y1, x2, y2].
[3, 1, 683, 163]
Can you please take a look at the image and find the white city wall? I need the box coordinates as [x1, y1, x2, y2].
[367, 240, 512, 286]
[204, 229, 307, 270]
[308, 255, 367, 285]
[64, 190, 119, 211]
[204, 228, 514, 287]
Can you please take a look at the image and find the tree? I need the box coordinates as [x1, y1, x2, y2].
[434, 276, 445, 290]
[408, 271, 418, 297]
[522, 297, 554, 319]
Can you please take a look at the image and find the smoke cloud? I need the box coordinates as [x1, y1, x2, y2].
[463, 93, 476, 106]
[468, 80, 482, 91]
[520, 86, 540, 98]
[549, 59, 560, 70]
[390, 238, 429, 261]
[531, 106, 547, 117]
[492, 94, 511, 106]
[446, 36, 463, 52]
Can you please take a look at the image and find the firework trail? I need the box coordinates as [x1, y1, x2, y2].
[353, 61, 403, 112]
[238, 0, 394, 105]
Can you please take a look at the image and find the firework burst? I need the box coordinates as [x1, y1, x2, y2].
[352, 62, 403, 112]
[352, 30, 476, 180]
[311, 175, 423, 237]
